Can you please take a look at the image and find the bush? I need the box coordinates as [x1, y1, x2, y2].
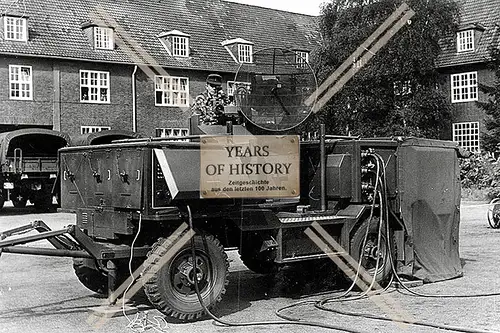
[459, 153, 500, 200]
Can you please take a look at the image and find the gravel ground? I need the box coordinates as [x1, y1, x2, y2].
[0, 201, 498, 333]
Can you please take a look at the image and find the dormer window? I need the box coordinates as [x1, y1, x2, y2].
[238, 44, 252, 63]
[457, 30, 474, 52]
[3, 16, 27, 41]
[295, 50, 309, 68]
[221, 38, 254, 64]
[158, 30, 190, 57]
[94, 27, 114, 50]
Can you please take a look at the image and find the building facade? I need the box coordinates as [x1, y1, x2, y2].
[0, 0, 319, 137]
[436, 0, 500, 153]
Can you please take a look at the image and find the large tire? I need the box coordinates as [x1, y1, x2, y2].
[12, 196, 27, 208]
[349, 217, 393, 285]
[73, 258, 108, 294]
[33, 193, 53, 211]
[240, 256, 278, 275]
[239, 232, 278, 275]
[143, 233, 229, 321]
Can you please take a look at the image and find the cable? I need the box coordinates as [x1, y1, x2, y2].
[123, 213, 169, 333]
[186, 205, 367, 333]
[370, 152, 500, 299]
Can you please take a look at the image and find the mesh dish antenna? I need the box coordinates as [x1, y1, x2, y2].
[234, 47, 318, 132]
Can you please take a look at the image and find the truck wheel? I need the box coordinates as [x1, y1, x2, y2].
[12, 196, 27, 208]
[33, 194, 53, 211]
[143, 233, 229, 321]
[73, 258, 108, 294]
[240, 255, 278, 275]
[349, 217, 393, 285]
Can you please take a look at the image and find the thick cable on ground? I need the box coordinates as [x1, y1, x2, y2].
[186, 205, 366, 333]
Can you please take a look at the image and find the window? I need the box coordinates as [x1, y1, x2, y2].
[81, 126, 111, 134]
[295, 51, 309, 68]
[393, 80, 412, 96]
[94, 27, 114, 50]
[155, 76, 189, 106]
[451, 72, 478, 103]
[80, 70, 110, 103]
[156, 128, 189, 140]
[9, 65, 32, 100]
[457, 30, 474, 52]
[158, 30, 190, 57]
[238, 44, 252, 63]
[227, 81, 251, 96]
[4, 16, 27, 41]
[453, 122, 480, 153]
[172, 36, 189, 57]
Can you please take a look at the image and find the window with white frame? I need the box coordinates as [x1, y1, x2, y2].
[457, 30, 474, 52]
[453, 122, 480, 153]
[393, 80, 412, 96]
[4, 16, 27, 41]
[81, 126, 111, 134]
[94, 27, 114, 50]
[238, 44, 253, 63]
[156, 128, 189, 140]
[9, 65, 32, 100]
[295, 51, 309, 68]
[227, 81, 251, 96]
[172, 36, 189, 57]
[451, 72, 478, 103]
[155, 76, 189, 106]
[80, 70, 110, 103]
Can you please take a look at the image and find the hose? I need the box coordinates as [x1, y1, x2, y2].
[186, 205, 366, 333]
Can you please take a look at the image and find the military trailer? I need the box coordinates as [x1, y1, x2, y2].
[0, 48, 464, 322]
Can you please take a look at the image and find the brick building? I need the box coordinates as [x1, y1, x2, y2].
[436, 0, 500, 153]
[0, 0, 318, 137]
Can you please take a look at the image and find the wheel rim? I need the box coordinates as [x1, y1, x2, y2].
[360, 234, 387, 276]
[487, 199, 500, 229]
[170, 249, 213, 298]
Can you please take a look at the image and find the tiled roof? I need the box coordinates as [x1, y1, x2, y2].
[436, 0, 500, 68]
[0, 0, 319, 73]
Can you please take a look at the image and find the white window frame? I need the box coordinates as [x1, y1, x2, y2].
[457, 30, 474, 53]
[451, 72, 478, 103]
[156, 128, 189, 140]
[238, 44, 253, 63]
[81, 126, 111, 134]
[171, 36, 189, 57]
[452, 122, 480, 153]
[4, 16, 27, 41]
[80, 70, 110, 103]
[155, 76, 189, 107]
[227, 81, 251, 97]
[9, 65, 32, 100]
[94, 27, 114, 50]
[295, 51, 309, 68]
[393, 80, 412, 96]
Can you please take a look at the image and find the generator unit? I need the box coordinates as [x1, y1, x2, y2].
[0, 48, 463, 321]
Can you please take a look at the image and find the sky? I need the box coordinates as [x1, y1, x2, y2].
[224, 0, 325, 16]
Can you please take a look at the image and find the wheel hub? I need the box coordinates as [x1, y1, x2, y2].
[172, 253, 209, 295]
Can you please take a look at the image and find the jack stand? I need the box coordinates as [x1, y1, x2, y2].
[89, 260, 138, 318]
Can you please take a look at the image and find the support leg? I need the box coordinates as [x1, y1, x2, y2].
[107, 260, 118, 306]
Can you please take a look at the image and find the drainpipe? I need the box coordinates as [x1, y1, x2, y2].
[131, 65, 138, 132]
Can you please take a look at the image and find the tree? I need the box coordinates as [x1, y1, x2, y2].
[479, 49, 500, 153]
[312, 0, 460, 138]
